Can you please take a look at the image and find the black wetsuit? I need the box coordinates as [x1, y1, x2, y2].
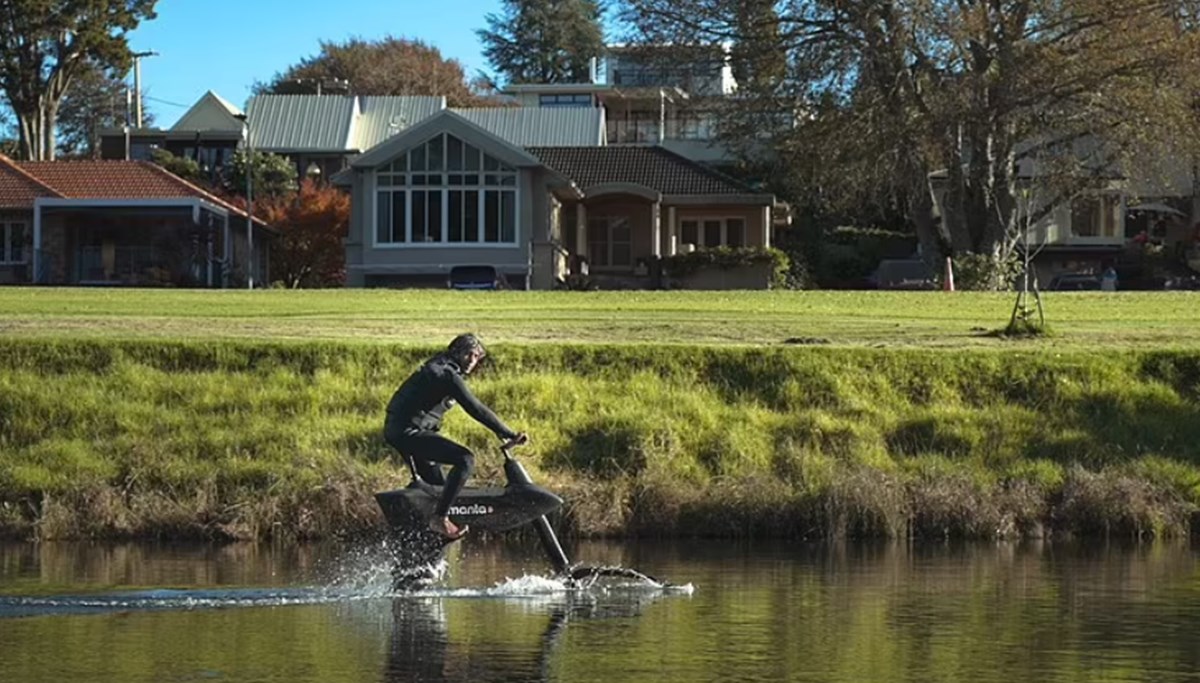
[384, 354, 518, 517]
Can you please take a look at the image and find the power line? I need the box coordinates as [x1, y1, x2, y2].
[144, 96, 192, 109]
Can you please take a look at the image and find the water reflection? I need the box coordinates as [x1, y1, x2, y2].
[0, 539, 1198, 683]
[382, 591, 666, 683]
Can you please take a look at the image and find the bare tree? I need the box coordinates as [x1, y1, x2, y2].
[619, 0, 1200, 286]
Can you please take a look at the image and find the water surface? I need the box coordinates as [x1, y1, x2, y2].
[1, 539, 1197, 682]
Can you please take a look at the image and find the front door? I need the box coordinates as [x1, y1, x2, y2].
[586, 216, 633, 270]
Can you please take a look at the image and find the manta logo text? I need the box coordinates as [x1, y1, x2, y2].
[448, 503, 494, 516]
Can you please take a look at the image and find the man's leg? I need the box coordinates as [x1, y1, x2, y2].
[385, 423, 447, 485]
[393, 432, 475, 538]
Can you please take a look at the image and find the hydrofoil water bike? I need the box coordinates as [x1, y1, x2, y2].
[374, 440, 667, 591]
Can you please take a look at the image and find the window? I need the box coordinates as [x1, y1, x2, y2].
[587, 217, 633, 268]
[374, 133, 518, 246]
[128, 142, 159, 161]
[607, 110, 661, 144]
[675, 113, 716, 140]
[678, 217, 747, 249]
[539, 93, 593, 108]
[1, 223, 26, 264]
[1070, 194, 1121, 239]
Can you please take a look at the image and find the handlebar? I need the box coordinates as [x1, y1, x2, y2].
[501, 434, 528, 454]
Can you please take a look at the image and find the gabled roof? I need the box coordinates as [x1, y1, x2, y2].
[528, 146, 765, 197]
[353, 96, 446, 151]
[171, 90, 245, 132]
[450, 108, 605, 147]
[0, 155, 63, 208]
[0, 155, 265, 224]
[350, 109, 544, 170]
[246, 94, 358, 152]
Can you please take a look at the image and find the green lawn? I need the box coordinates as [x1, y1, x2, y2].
[0, 288, 1197, 348]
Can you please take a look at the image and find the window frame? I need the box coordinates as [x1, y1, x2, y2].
[586, 215, 634, 270]
[371, 133, 520, 249]
[677, 216, 748, 249]
[538, 93, 593, 108]
[1068, 192, 1123, 242]
[0, 222, 28, 265]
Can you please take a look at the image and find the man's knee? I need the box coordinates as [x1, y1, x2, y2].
[459, 452, 476, 475]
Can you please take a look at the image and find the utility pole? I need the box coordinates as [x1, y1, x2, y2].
[131, 51, 159, 128]
[235, 113, 254, 289]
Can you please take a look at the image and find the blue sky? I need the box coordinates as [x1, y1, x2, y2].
[129, 0, 509, 126]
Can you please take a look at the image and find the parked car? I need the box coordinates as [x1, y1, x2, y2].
[1047, 273, 1101, 291]
[447, 265, 508, 290]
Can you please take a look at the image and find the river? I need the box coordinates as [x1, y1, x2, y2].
[1, 538, 1197, 682]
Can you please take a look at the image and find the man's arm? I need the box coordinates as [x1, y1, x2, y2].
[446, 373, 519, 439]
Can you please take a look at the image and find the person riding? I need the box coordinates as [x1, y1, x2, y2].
[384, 334, 527, 539]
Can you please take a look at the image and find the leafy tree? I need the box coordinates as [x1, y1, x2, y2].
[150, 149, 206, 186]
[730, 0, 786, 93]
[260, 37, 485, 107]
[478, 0, 605, 84]
[224, 149, 298, 199]
[56, 61, 149, 158]
[257, 180, 350, 288]
[0, 0, 158, 160]
[621, 0, 1200, 287]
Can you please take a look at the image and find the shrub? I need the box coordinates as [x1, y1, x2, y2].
[662, 247, 792, 289]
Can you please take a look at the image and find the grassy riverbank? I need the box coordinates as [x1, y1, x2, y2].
[1, 338, 1197, 540]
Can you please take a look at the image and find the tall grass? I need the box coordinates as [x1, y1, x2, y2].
[0, 339, 1197, 540]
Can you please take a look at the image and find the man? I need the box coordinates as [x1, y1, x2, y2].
[384, 334, 527, 539]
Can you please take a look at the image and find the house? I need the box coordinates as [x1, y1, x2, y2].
[333, 109, 779, 289]
[0, 154, 268, 287]
[99, 91, 245, 184]
[931, 148, 1200, 286]
[101, 92, 606, 181]
[502, 44, 737, 165]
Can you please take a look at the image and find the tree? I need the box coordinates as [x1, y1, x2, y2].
[150, 149, 206, 186]
[223, 149, 298, 199]
[0, 0, 158, 160]
[621, 0, 1200, 287]
[56, 61, 148, 158]
[730, 0, 786, 93]
[257, 180, 350, 288]
[261, 37, 485, 107]
[479, 0, 605, 84]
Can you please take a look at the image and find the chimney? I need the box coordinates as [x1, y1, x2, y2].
[589, 56, 598, 84]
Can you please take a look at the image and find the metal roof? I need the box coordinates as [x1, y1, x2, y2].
[245, 95, 358, 152]
[450, 108, 605, 147]
[353, 96, 445, 150]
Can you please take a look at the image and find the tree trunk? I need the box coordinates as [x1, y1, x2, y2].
[17, 112, 39, 161]
[42, 100, 59, 161]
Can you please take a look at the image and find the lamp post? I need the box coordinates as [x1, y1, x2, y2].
[234, 113, 254, 289]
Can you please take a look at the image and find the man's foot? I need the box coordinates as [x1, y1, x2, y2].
[429, 516, 468, 540]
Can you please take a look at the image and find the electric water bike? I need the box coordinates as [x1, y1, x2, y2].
[374, 440, 666, 591]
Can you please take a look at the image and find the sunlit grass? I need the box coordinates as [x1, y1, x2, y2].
[0, 338, 1197, 540]
[0, 287, 1198, 348]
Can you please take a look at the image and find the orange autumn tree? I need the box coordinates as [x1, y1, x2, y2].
[258, 180, 350, 288]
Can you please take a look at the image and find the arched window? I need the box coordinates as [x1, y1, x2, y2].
[375, 133, 518, 246]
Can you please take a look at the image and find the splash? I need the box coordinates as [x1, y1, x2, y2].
[316, 535, 448, 599]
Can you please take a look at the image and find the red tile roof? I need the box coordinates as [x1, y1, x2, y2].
[0, 155, 62, 208]
[0, 154, 263, 224]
